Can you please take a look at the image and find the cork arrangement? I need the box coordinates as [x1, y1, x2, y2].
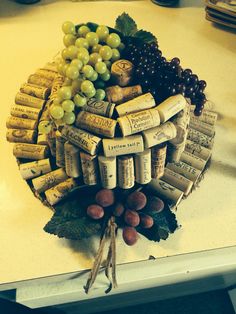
[5, 14, 218, 292]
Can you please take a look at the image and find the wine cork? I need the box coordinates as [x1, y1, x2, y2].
[19, 158, 51, 180]
[147, 179, 184, 206]
[189, 117, 215, 137]
[118, 155, 135, 189]
[56, 131, 66, 168]
[106, 85, 142, 105]
[28, 74, 53, 88]
[37, 133, 48, 145]
[39, 100, 51, 123]
[15, 92, 46, 109]
[64, 142, 81, 178]
[151, 144, 167, 179]
[11, 105, 41, 120]
[98, 156, 117, 189]
[6, 116, 37, 130]
[167, 142, 186, 163]
[35, 69, 57, 81]
[111, 59, 134, 86]
[134, 149, 151, 185]
[45, 178, 77, 205]
[32, 168, 68, 193]
[142, 121, 177, 149]
[190, 108, 217, 125]
[76, 111, 117, 138]
[161, 168, 193, 196]
[187, 128, 214, 149]
[157, 94, 187, 123]
[103, 135, 144, 157]
[6, 129, 36, 144]
[61, 125, 102, 156]
[83, 99, 115, 118]
[80, 151, 99, 185]
[118, 107, 160, 137]
[20, 83, 50, 100]
[166, 161, 201, 183]
[46, 129, 56, 157]
[43, 62, 58, 73]
[13, 143, 49, 160]
[185, 140, 212, 161]
[180, 151, 206, 171]
[50, 74, 65, 100]
[170, 103, 190, 146]
[115, 93, 155, 117]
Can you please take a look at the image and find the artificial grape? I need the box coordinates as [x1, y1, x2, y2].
[74, 93, 87, 107]
[95, 189, 115, 207]
[38, 121, 52, 134]
[63, 34, 76, 47]
[139, 213, 154, 229]
[92, 44, 102, 53]
[86, 32, 99, 47]
[95, 89, 105, 100]
[62, 99, 75, 112]
[85, 87, 96, 98]
[124, 210, 140, 227]
[94, 80, 106, 89]
[106, 33, 121, 48]
[99, 70, 111, 82]
[81, 80, 94, 94]
[78, 25, 90, 37]
[62, 21, 75, 35]
[75, 37, 89, 49]
[66, 45, 79, 59]
[198, 80, 207, 90]
[122, 227, 138, 246]
[87, 204, 104, 220]
[50, 105, 64, 120]
[89, 52, 102, 66]
[126, 191, 147, 211]
[99, 45, 113, 61]
[70, 58, 83, 70]
[96, 25, 109, 41]
[82, 65, 94, 78]
[62, 111, 75, 125]
[147, 196, 164, 213]
[95, 61, 107, 74]
[66, 65, 79, 80]
[112, 202, 125, 217]
[89, 71, 98, 82]
[58, 86, 72, 100]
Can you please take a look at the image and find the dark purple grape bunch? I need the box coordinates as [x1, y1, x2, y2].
[123, 40, 207, 115]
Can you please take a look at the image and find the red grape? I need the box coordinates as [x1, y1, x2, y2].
[87, 204, 104, 220]
[124, 209, 140, 227]
[148, 196, 164, 213]
[113, 202, 125, 217]
[126, 191, 147, 211]
[139, 213, 154, 229]
[122, 227, 138, 246]
[95, 189, 115, 207]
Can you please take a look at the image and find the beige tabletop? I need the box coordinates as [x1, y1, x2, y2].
[0, 0, 236, 289]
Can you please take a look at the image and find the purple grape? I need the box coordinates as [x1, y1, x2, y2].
[95, 189, 115, 208]
[139, 213, 154, 229]
[87, 204, 104, 220]
[124, 210, 140, 227]
[122, 227, 138, 246]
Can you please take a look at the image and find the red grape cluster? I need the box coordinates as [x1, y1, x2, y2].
[123, 41, 207, 116]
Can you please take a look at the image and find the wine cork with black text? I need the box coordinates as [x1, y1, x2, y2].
[19, 158, 51, 180]
[98, 156, 117, 189]
[28, 74, 53, 88]
[13, 143, 49, 160]
[118, 155, 135, 189]
[151, 144, 167, 179]
[157, 94, 187, 122]
[56, 131, 66, 168]
[134, 149, 151, 185]
[180, 151, 206, 171]
[161, 168, 193, 196]
[35, 69, 58, 81]
[187, 128, 214, 149]
[46, 128, 56, 157]
[15, 92, 46, 109]
[111, 59, 134, 86]
[190, 108, 217, 125]
[50, 74, 65, 100]
[106, 85, 142, 105]
[115, 93, 155, 117]
[166, 161, 201, 183]
[11, 105, 41, 120]
[64, 142, 81, 178]
[32, 168, 68, 193]
[185, 140, 212, 161]
[83, 99, 115, 118]
[20, 83, 50, 100]
[189, 117, 215, 137]
[6, 116, 37, 130]
[45, 178, 77, 205]
[80, 151, 99, 185]
[6, 129, 36, 144]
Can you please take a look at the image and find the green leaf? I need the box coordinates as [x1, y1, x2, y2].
[133, 29, 157, 44]
[115, 12, 138, 36]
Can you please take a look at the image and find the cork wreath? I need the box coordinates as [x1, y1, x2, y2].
[6, 13, 217, 293]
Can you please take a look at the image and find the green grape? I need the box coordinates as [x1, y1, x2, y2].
[63, 34, 76, 47]
[62, 21, 75, 35]
[78, 25, 90, 37]
[96, 25, 109, 41]
[86, 32, 99, 47]
[100, 70, 110, 81]
[85, 87, 96, 98]
[118, 42, 125, 51]
[57, 61, 65, 75]
[82, 65, 94, 78]
[71, 58, 83, 70]
[95, 61, 107, 74]
[38, 121, 52, 134]
[75, 38, 89, 49]
[58, 86, 72, 100]
[63, 112, 76, 125]
[50, 105, 64, 119]
[99, 45, 112, 61]
[89, 52, 102, 66]
[67, 45, 79, 59]
[111, 48, 120, 61]
[62, 63, 69, 75]
[71, 78, 83, 95]
[81, 80, 94, 94]
[61, 48, 70, 60]
[94, 80, 106, 89]
[66, 65, 79, 80]
[92, 44, 102, 53]
[106, 33, 121, 48]
[89, 71, 98, 82]
[62, 99, 75, 112]
[63, 77, 73, 86]
[53, 97, 61, 106]
[77, 48, 89, 65]
[95, 89, 105, 100]
[104, 60, 111, 70]
[74, 93, 87, 107]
